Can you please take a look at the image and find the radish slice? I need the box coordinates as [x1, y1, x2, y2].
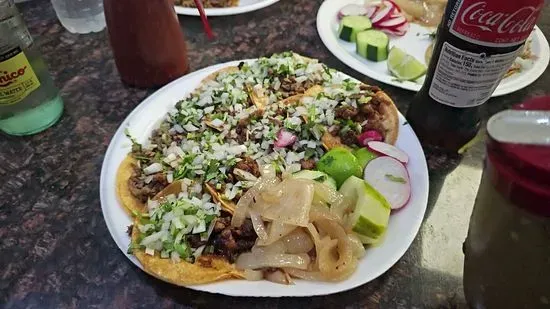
[367, 141, 409, 164]
[377, 16, 407, 28]
[385, 0, 402, 12]
[338, 4, 369, 19]
[381, 22, 409, 36]
[274, 129, 297, 147]
[382, 28, 407, 36]
[357, 130, 383, 146]
[363, 157, 411, 210]
[370, 4, 393, 24]
[364, 6, 379, 19]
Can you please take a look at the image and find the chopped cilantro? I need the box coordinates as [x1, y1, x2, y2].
[323, 65, 332, 78]
[124, 128, 142, 153]
[304, 148, 317, 159]
[205, 214, 217, 224]
[174, 243, 191, 258]
[313, 175, 327, 182]
[342, 78, 357, 91]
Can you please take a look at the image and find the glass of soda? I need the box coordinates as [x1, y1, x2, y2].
[50, 0, 106, 34]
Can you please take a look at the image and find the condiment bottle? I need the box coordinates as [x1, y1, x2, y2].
[406, 0, 544, 153]
[463, 96, 550, 309]
[0, 0, 64, 136]
[103, 0, 189, 88]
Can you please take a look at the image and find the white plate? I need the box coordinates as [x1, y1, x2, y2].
[175, 0, 279, 16]
[317, 0, 550, 97]
[100, 60, 429, 297]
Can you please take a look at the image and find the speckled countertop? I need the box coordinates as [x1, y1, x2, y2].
[1, 0, 549, 308]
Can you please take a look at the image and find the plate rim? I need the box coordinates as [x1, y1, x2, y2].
[100, 59, 429, 297]
[316, 0, 550, 97]
[175, 0, 280, 16]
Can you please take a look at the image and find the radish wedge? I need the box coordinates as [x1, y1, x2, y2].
[363, 157, 411, 210]
[367, 141, 409, 164]
[338, 4, 369, 19]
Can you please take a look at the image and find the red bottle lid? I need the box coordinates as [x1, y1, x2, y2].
[486, 96, 550, 217]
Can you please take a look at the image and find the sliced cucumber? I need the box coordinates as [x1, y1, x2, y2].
[339, 16, 373, 43]
[293, 170, 337, 190]
[356, 30, 389, 62]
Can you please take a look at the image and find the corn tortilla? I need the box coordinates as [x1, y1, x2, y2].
[131, 219, 244, 285]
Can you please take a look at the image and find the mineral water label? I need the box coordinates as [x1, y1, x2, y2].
[449, 0, 544, 47]
[0, 47, 40, 106]
[429, 42, 520, 108]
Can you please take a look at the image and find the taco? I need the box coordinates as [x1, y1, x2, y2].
[117, 52, 401, 285]
[127, 180, 245, 285]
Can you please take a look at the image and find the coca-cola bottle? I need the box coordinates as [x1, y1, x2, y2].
[406, 0, 544, 153]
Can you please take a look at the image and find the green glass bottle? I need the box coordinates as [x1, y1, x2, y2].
[0, 0, 64, 136]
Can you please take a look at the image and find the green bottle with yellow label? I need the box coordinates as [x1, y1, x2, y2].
[0, 0, 63, 136]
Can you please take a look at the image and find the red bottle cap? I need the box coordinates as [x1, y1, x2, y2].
[486, 96, 550, 217]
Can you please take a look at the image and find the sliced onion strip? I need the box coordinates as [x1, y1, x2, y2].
[249, 209, 268, 240]
[235, 252, 310, 270]
[231, 176, 279, 227]
[257, 222, 297, 246]
[244, 269, 264, 281]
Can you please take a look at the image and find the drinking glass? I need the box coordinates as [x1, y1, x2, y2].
[51, 0, 106, 34]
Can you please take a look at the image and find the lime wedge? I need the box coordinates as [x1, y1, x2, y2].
[387, 47, 427, 81]
[316, 147, 362, 188]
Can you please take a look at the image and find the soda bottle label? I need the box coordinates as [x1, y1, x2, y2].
[429, 42, 520, 108]
[0, 47, 41, 106]
[448, 0, 544, 48]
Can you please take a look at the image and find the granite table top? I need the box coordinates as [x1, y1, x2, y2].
[1, 0, 549, 308]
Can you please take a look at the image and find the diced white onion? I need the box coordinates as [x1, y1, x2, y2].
[183, 123, 199, 132]
[173, 124, 184, 133]
[147, 199, 159, 211]
[143, 163, 163, 175]
[192, 220, 206, 234]
[193, 245, 206, 259]
[171, 251, 181, 263]
[211, 118, 224, 127]
[141, 231, 165, 246]
[163, 153, 177, 164]
[145, 248, 155, 256]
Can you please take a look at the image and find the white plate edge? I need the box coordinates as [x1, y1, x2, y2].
[175, 0, 279, 16]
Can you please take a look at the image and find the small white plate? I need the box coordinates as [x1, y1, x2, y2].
[100, 60, 429, 297]
[175, 0, 279, 16]
[317, 0, 550, 97]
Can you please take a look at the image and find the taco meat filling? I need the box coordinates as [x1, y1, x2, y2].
[233, 156, 261, 178]
[128, 164, 168, 203]
[209, 214, 257, 263]
[330, 91, 389, 147]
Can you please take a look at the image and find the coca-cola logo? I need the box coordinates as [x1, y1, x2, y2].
[461, 2, 541, 34]
[451, 0, 544, 46]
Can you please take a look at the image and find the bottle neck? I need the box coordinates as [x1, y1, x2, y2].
[0, 0, 33, 53]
